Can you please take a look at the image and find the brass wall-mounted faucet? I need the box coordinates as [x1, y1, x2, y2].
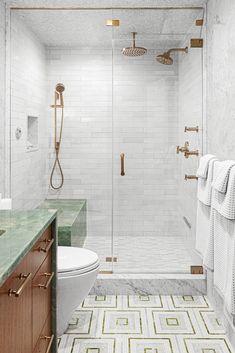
[184, 150, 199, 158]
[176, 141, 189, 154]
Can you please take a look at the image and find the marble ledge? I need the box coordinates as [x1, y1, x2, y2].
[90, 273, 206, 296]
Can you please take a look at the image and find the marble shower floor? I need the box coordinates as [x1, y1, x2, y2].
[84, 235, 199, 273]
[58, 295, 234, 353]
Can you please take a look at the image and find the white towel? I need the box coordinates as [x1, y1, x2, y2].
[212, 160, 235, 193]
[212, 165, 235, 219]
[196, 154, 216, 179]
[203, 161, 223, 270]
[197, 158, 218, 206]
[213, 211, 235, 315]
[195, 201, 211, 259]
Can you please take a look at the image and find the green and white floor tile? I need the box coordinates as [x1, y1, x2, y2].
[58, 295, 234, 353]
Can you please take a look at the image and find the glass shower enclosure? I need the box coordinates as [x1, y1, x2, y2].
[9, 5, 204, 274]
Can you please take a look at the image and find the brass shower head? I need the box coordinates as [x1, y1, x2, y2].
[156, 47, 188, 65]
[122, 32, 147, 57]
[56, 83, 65, 93]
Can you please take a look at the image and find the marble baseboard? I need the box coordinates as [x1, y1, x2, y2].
[90, 274, 206, 296]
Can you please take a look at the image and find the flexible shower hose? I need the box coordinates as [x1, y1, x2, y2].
[50, 92, 64, 190]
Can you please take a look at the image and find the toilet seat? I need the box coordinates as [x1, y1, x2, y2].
[58, 246, 100, 277]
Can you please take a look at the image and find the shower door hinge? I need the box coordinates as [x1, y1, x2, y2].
[195, 19, 204, 26]
[190, 38, 203, 48]
[105, 257, 117, 262]
[191, 266, 203, 274]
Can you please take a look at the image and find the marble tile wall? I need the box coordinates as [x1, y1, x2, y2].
[10, 13, 48, 209]
[206, 0, 235, 160]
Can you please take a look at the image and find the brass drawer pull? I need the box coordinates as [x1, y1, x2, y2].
[38, 238, 54, 253]
[120, 153, 125, 176]
[41, 334, 54, 353]
[8, 272, 32, 297]
[37, 272, 54, 289]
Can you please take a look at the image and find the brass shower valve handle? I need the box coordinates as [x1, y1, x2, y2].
[184, 150, 199, 158]
[185, 174, 198, 181]
[184, 126, 199, 133]
[176, 141, 189, 154]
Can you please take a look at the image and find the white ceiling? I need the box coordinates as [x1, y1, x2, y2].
[12, 7, 204, 48]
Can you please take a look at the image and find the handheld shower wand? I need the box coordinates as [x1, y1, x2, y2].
[50, 83, 65, 190]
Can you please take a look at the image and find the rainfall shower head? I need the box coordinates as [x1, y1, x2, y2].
[156, 47, 188, 65]
[56, 83, 65, 93]
[122, 32, 147, 57]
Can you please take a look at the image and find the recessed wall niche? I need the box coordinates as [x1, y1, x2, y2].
[27, 115, 38, 151]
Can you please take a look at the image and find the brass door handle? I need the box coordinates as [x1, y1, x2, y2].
[8, 272, 32, 297]
[38, 238, 54, 253]
[120, 153, 125, 176]
[36, 272, 54, 289]
[185, 174, 198, 181]
[41, 334, 54, 353]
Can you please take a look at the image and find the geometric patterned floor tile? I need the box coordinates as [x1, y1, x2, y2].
[82, 295, 117, 308]
[62, 337, 115, 353]
[128, 295, 163, 308]
[59, 296, 234, 353]
[171, 296, 209, 308]
[199, 311, 226, 335]
[66, 310, 93, 334]
[152, 310, 195, 335]
[183, 338, 233, 353]
[128, 338, 176, 353]
[103, 310, 142, 334]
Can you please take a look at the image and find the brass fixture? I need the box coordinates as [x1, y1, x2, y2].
[40, 334, 54, 353]
[176, 141, 189, 154]
[156, 47, 188, 65]
[196, 19, 204, 26]
[191, 38, 203, 48]
[184, 150, 199, 158]
[120, 153, 125, 176]
[122, 32, 147, 57]
[185, 174, 198, 181]
[184, 126, 199, 133]
[99, 271, 113, 274]
[191, 266, 203, 274]
[106, 19, 120, 26]
[50, 83, 65, 190]
[36, 272, 55, 289]
[106, 257, 118, 262]
[8, 272, 32, 297]
[38, 238, 54, 253]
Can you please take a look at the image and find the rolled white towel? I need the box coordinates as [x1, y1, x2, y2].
[196, 154, 216, 179]
[212, 160, 235, 193]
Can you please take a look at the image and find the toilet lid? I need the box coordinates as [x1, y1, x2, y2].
[58, 246, 99, 273]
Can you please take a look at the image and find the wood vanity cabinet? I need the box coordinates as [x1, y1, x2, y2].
[0, 225, 55, 353]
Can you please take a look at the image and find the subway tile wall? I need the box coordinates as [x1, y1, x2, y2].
[0, 1, 5, 196]
[46, 47, 182, 264]
[10, 13, 48, 209]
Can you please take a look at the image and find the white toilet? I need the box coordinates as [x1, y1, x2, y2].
[57, 246, 100, 336]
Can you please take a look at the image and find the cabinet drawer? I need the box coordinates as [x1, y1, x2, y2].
[32, 254, 54, 349]
[34, 315, 53, 353]
[30, 226, 54, 276]
[0, 257, 32, 353]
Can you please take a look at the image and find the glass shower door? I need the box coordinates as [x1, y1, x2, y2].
[111, 7, 204, 273]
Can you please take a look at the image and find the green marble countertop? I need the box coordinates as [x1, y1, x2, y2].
[0, 209, 57, 287]
[39, 199, 86, 227]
